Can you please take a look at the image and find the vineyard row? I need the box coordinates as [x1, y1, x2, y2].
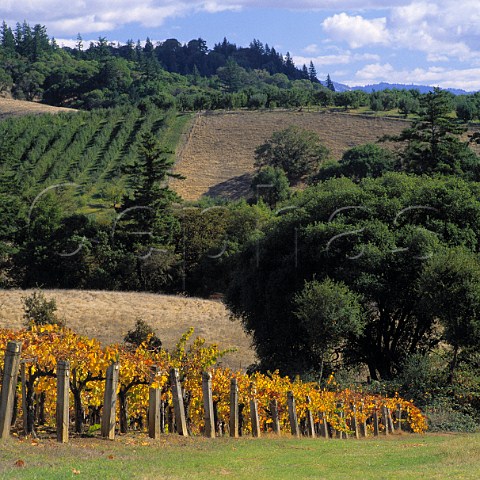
[0, 107, 191, 205]
[0, 325, 427, 442]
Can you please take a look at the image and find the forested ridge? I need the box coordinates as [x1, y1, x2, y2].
[2, 21, 480, 118]
[0, 20, 333, 111]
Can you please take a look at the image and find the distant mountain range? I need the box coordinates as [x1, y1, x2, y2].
[331, 81, 473, 96]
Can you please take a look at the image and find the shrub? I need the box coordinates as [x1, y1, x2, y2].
[23, 291, 63, 327]
[123, 318, 162, 352]
[426, 401, 479, 433]
[250, 166, 290, 207]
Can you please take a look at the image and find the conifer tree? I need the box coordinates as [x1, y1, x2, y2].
[325, 73, 335, 91]
[308, 61, 318, 82]
[119, 133, 182, 247]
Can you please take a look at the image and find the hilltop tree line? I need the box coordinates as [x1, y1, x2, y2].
[3, 21, 480, 118]
[0, 21, 336, 110]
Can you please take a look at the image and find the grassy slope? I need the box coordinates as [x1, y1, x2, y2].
[0, 289, 255, 370]
[3, 101, 478, 205]
[0, 97, 75, 119]
[171, 110, 411, 201]
[172, 109, 480, 202]
[1, 433, 479, 479]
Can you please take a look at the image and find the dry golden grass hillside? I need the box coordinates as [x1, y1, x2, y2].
[171, 110, 411, 201]
[0, 97, 75, 119]
[0, 289, 256, 370]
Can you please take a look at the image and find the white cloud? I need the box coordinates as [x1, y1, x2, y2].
[322, 13, 389, 48]
[314, 2, 480, 65]
[350, 62, 480, 90]
[354, 63, 396, 82]
[0, 1, 213, 33]
[303, 44, 319, 54]
[294, 52, 380, 68]
[392, 2, 438, 24]
[388, 1, 480, 62]
[0, 1, 417, 36]
[224, 1, 411, 8]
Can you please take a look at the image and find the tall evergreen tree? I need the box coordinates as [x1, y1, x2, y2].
[0, 21, 15, 53]
[75, 33, 83, 52]
[283, 52, 297, 78]
[308, 61, 318, 83]
[301, 64, 309, 80]
[391, 87, 479, 176]
[325, 74, 335, 91]
[119, 132, 182, 246]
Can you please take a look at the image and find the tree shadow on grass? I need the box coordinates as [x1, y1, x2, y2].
[204, 173, 253, 200]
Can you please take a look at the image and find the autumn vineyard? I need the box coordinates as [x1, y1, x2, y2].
[0, 324, 427, 443]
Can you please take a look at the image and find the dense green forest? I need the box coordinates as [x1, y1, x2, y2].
[2, 22, 480, 431]
[0, 20, 334, 111]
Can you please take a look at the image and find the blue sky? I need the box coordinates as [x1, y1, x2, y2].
[1, 1, 480, 91]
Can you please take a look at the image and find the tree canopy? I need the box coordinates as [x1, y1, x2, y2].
[226, 173, 480, 379]
[293, 278, 364, 379]
[390, 88, 480, 178]
[254, 126, 330, 184]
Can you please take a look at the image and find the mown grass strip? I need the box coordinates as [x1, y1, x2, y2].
[0, 433, 479, 480]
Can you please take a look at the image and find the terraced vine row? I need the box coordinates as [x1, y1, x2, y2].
[0, 107, 192, 210]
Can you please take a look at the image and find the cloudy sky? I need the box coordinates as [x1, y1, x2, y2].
[1, 1, 480, 91]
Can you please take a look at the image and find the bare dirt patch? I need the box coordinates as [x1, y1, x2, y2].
[171, 110, 412, 202]
[0, 98, 75, 120]
[0, 289, 255, 370]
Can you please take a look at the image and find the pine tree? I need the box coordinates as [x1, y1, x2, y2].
[308, 61, 318, 83]
[75, 33, 83, 52]
[0, 21, 15, 53]
[283, 52, 296, 78]
[302, 64, 309, 80]
[325, 74, 335, 92]
[144, 37, 154, 57]
[390, 87, 479, 176]
[119, 133, 182, 246]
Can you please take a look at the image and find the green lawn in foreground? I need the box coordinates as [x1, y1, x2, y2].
[1, 433, 479, 480]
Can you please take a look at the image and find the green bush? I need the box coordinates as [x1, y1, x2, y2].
[426, 401, 479, 433]
[23, 291, 63, 327]
[123, 318, 162, 352]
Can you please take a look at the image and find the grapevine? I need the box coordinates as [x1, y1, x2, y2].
[0, 325, 428, 436]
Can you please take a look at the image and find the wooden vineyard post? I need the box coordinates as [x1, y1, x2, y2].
[56, 361, 70, 443]
[359, 401, 368, 438]
[167, 405, 175, 434]
[249, 383, 261, 438]
[269, 399, 281, 434]
[305, 396, 315, 438]
[101, 363, 119, 440]
[0, 341, 22, 440]
[387, 408, 395, 433]
[170, 368, 188, 437]
[229, 377, 239, 438]
[350, 402, 360, 439]
[148, 367, 161, 439]
[21, 363, 27, 435]
[395, 403, 402, 432]
[373, 404, 380, 437]
[381, 405, 389, 435]
[319, 411, 329, 439]
[202, 372, 215, 438]
[287, 391, 300, 437]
